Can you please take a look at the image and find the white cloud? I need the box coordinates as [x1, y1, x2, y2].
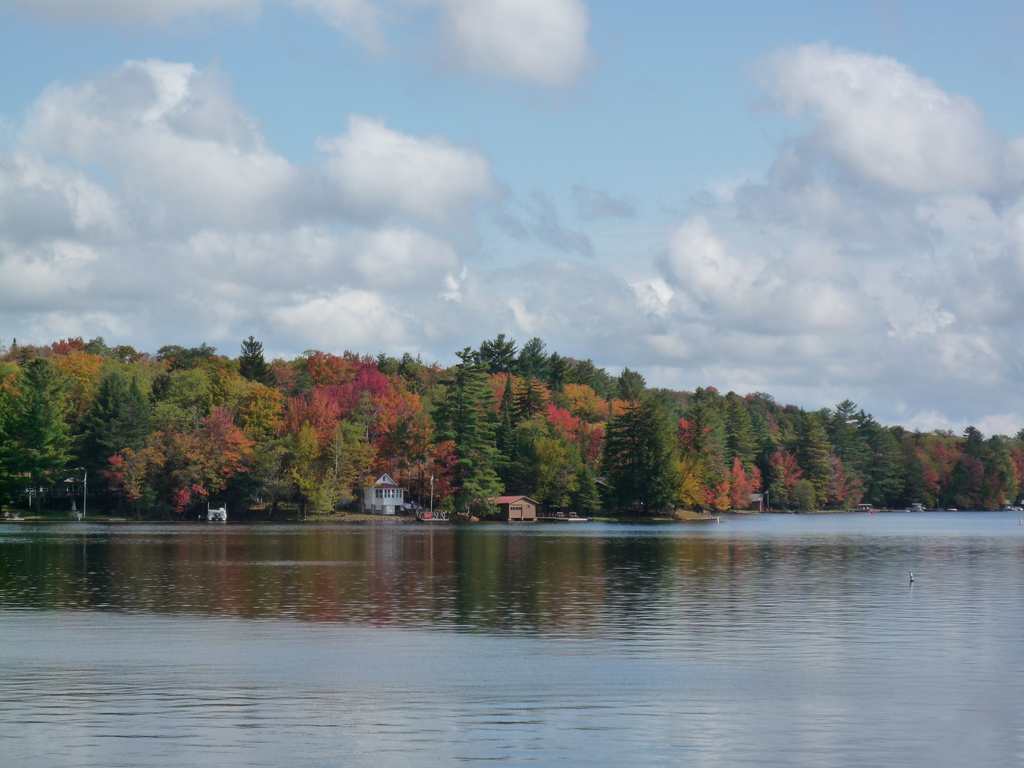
[319, 116, 493, 222]
[351, 228, 460, 286]
[271, 289, 411, 350]
[23, 60, 297, 232]
[0, 153, 121, 242]
[11, 0, 259, 23]
[6, 50, 1024, 435]
[765, 43, 1000, 194]
[435, 0, 589, 86]
[290, 0, 382, 47]
[13, 0, 591, 87]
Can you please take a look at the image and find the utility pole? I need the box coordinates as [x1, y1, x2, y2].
[430, 474, 434, 518]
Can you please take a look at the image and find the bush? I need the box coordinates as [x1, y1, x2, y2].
[792, 479, 818, 512]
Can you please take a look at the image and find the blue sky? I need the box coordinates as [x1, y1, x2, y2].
[2, 1, 1024, 433]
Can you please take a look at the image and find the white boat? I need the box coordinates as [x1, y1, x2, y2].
[207, 504, 228, 523]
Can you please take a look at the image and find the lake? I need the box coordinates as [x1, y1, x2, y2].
[1, 513, 1022, 767]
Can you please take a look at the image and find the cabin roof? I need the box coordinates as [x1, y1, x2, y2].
[489, 495, 539, 506]
[372, 473, 401, 488]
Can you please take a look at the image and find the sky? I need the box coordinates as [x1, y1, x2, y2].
[2, 1, 1024, 434]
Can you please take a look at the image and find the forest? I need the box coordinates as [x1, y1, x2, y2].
[0, 334, 1021, 518]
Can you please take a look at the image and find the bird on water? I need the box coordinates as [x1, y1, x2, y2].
[908, 571, 915, 584]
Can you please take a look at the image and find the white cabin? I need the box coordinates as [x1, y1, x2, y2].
[363, 473, 404, 516]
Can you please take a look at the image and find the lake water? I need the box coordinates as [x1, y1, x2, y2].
[1, 513, 1023, 767]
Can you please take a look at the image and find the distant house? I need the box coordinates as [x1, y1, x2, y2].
[749, 493, 764, 513]
[489, 495, 539, 522]
[363, 473, 404, 515]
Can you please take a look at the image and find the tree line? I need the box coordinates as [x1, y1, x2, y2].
[1, 334, 1022, 518]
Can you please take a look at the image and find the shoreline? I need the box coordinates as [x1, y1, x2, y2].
[0, 507, 1008, 526]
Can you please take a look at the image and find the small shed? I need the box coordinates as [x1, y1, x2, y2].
[749, 493, 764, 512]
[489, 495, 539, 522]
[363, 473, 405, 515]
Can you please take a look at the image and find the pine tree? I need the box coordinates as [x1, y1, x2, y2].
[517, 337, 549, 380]
[239, 336, 271, 383]
[572, 464, 602, 515]
[514, 377, 547, 422]
[434, 348, 503, 514]
[495, 377, 516, 484]
[479, 334, 517, 374]
[829, 400, 870, 483]
[798, 412, 832, 508]
[80, 371, 151, 479]
[5, 359, 71, 513]
[617, 367, 646, 402]
[602, 398, 679, 513]
[724, 394, 757, 470]
[863, 423, 904, 507]
[546, 352, 568, 392]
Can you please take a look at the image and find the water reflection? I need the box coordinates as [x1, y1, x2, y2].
[3, 517, 1024, 639]
[2, 515, 1024, 767]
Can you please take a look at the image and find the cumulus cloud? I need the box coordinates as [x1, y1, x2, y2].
[765, 44, 1002, 194]
[10, 0, 259, 23]
[646, 43, 1024, 428]
[23, 60, 297, 233]
[434, 0, 589, 86]
[318, 116, 493, 223]
[13, 0, 591, 87]
[271, 288, 412, 349]
[7, 47, 1024, 433]
[290, 0, 382, 48]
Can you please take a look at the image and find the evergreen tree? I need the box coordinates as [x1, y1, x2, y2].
[517, 337, 549, 380]
[602, 397, 679, 513]
[546, 352, 568, 392]
[514, 377, 547, 422]
[479, 334, 517, 374]
[724, 394, 757, 470]
[617, 367, 646, 402]
[239, 336, 271, 383]
[434, 348, 503, 514]
[798, 412, 832, 508]
[829, 399, 870, 483]
[572, 464, 602, 515]
[79, 371, 151, 479]
[0, 383, 14, 506]
[863, 423, 905, 507]
[686, 388, 727, 493]
[495, 377, 516, 484]
[4, 359, 71, 513]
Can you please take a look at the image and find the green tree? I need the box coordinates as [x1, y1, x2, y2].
[602, 397, 680, 513]
[863, 423, 905, 507]
[434, 348, 503, 514]
[571, 464, 602, 515]
[534, 436, 581, 510]
[617, 367, 646, 402]
[239, 336, 271, 383]
[4, 359, 72, 513]
[546, 352, 568, 392]
[724, 393, 757, 470]
[79, 371, 151, 480]
[514, 377, 547, 422]
[798, 412, 833, 507]
[792, 479, 817, 511]
[479, 334, 517, 374]
[517, 337, 549, 380]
